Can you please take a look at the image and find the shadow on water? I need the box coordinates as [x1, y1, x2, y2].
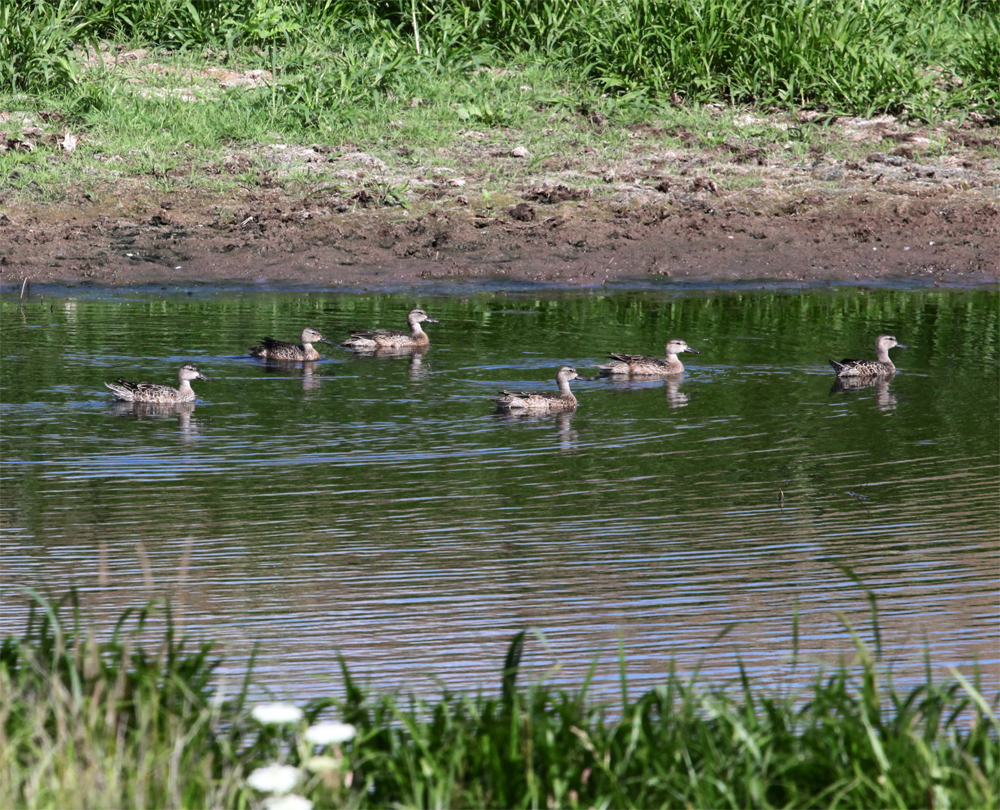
[1, 287, 997, 699]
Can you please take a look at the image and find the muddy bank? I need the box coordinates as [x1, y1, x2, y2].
[2, 128, 998, 291]
[3, 195, 997, 291]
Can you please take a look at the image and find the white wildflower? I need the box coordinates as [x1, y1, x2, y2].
[247, 764, 300, 794]
[305, 721, 357, 745]
[252, 703, 304, 725]
[305, 755, 340, 772]
[263, 794, 313, 810]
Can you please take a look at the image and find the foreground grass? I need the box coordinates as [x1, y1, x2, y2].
[2, 590, 997, 809]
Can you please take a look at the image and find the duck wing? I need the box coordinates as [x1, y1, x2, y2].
[264, 337, 300, 350]
[120, 380, 177, 397]
[609, 352, 661, 364]
[351, 328, 407, 339]
[495, 389, 535, 399]
[250, 336, 297, 355]
[113, 378, 144, 393]
[829, 357, 862, 370]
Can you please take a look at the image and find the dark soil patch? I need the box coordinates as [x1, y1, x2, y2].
[3, 192, 996, 290]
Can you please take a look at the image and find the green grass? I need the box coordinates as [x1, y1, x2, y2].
[0, 590, 252, 808]
[4, 0, 998, 115]
[2, 588, 998, 809]
[2, 1, 993, 215]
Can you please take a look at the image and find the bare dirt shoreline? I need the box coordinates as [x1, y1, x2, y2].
[2, 124, 998, 291]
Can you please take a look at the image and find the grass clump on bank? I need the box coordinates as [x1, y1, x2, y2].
[3, 0, 998, 118]
[1, 1, 996, 214]
[2, 590, 998, 809]
[0, 591, 250, 808]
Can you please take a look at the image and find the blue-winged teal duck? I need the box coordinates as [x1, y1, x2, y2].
[341, 308, 439, 350]
[830, 334, 909, 377]
[105, 363, 212, 403]
[249, 327, 334, 361]
[599, 339, 700, 377]
[492, 366, 581, 413]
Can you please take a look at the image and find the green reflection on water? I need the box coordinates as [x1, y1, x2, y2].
[2, 287, 997, 520]
[1, 287, 997, 697]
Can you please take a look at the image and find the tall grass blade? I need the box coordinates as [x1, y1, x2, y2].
[501, 630, 525, 711]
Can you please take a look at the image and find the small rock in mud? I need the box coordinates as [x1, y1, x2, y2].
[690, 177, 719, 195]
[814, 165, 845, 182]
[509, 203, 535, 222]
[343, 152, 388, 171]
[867, 153, 908, 167]
[524, 185, 590, 204]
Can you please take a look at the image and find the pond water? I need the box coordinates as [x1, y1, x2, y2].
[1, 285, 997, 701]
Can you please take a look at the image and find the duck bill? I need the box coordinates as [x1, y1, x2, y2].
[896, 343, 911, 350]
[197, 374, 215, 382]
[685, 348, 701, 354]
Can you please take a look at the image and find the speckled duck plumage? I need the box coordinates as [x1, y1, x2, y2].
[342, 308, 440, 351]
[105, 363, 213, 403]
[249, 327, 334, 361]
[599, 339, 700, 377]
[492, 366, 581, 413]
[829, 334, 909, 377]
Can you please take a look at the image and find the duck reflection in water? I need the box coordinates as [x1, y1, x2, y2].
[348, 344, 429, 381]
[600, 374, 690, 408]
[109, 400, 199, 436]
[663, 375, 690, 408]
[554, 411, 578, 450]
[261, 359, 322, 392]
[830, 375, 898, 411]
[493, 410, 579, 452]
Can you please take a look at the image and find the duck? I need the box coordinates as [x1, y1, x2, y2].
[249, 327, 334, 361]
[829, 334, 909, 377]
[105, 363, 212, 403]
[598, 339, 700, 376]
[492, 366, 582, 413]
[341, 308, 440, 351]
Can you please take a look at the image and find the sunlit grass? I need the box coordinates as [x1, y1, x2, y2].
[4, 0, 997, 116]
[0, 591, 251, 809]
[2, 588, 998, 809]
[2, 1, 994, 213]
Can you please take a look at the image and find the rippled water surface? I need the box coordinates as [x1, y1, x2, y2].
[2, 287, 997, 699]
